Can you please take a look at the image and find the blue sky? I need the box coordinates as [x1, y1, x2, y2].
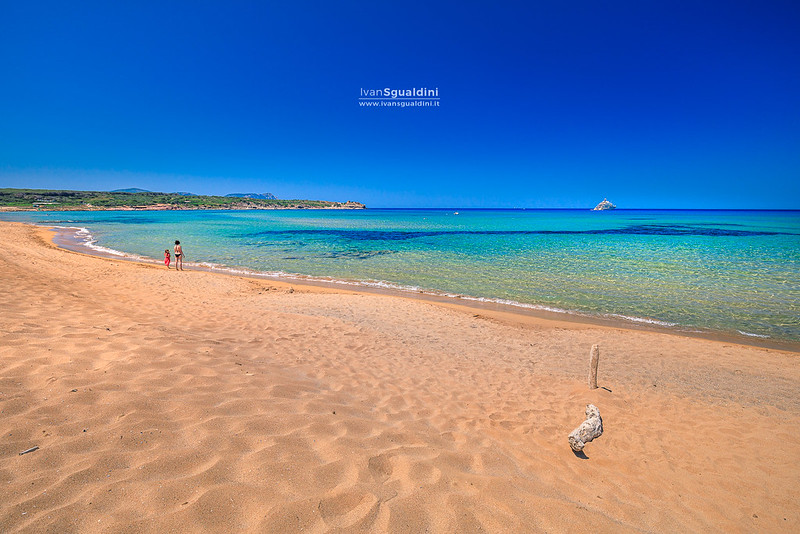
[1, 1, 798, 208]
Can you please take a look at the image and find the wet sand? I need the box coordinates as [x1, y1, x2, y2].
[1, 221, 798, 532]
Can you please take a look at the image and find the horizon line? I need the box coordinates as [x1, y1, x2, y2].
[367, 207, 800, 211]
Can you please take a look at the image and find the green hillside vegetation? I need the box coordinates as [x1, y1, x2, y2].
[0, 189, 365, 210]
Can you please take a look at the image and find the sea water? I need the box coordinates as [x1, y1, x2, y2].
[3, 209, 799, 342]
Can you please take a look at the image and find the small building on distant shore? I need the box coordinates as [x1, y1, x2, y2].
[33, 201, 60, 209]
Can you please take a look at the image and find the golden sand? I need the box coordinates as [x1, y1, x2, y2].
[1, 221, 798, 532]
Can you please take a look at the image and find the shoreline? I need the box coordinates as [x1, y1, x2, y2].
[45, 222, 800, 353]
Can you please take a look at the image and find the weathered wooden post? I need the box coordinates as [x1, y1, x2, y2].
[589, 344, 599, 389]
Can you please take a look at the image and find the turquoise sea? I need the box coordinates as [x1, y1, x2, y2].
[3, 209, 799, 343]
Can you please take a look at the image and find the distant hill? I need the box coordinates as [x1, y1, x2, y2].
[111, 188, 151, 193]
[0, 188, 365, 211]
[225, 193, 278, 200]
[171, 192, 196, 196]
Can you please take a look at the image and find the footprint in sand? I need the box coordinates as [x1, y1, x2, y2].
[367, 453, 393, 481]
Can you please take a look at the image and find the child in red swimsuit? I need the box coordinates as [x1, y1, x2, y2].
[164, 249, 171, 269]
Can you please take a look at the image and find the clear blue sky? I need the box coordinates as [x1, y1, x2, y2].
[1, 1, 798, 208]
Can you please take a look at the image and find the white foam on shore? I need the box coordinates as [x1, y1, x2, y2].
[189, 262, 599, 318]
[606, 313, 678, 327]
[51, 225, 158, 263]
[737, 330, 771, 338]
[45, 224, 770, 340]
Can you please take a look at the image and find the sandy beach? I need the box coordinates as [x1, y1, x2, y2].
[1, 221, 798, 533]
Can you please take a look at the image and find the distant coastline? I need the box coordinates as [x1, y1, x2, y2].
[0, 203, 367, 212]
[0, 188, 366, 211]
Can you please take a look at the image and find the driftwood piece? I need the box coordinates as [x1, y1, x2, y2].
[589, 344, 599, 389]
[568, 404, 603, 452]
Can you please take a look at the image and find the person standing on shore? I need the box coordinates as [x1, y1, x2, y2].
[174, 240, 184, 271]
[164, 249, 171, 269]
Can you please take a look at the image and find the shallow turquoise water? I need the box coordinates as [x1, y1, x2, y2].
[3, 209, 799, 341]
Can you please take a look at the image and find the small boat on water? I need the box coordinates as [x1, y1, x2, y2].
[592, 198, 616, 211]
